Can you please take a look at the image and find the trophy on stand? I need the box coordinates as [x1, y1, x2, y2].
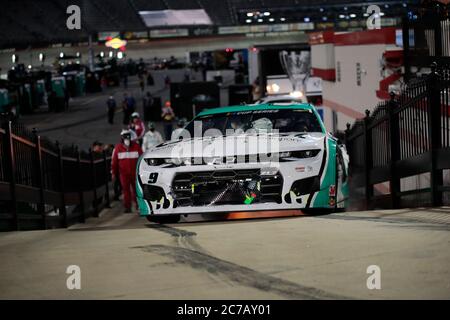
[279, 50, 311, 94]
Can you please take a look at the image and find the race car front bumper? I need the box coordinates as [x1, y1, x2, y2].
[136, 150, 336, 216]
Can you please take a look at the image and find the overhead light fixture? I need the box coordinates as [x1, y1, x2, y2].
[257, 18, 263, 22]
[304, 17, 310, 22]
[339, 14, 345, 19]
[269, 18, 274, 22]
[363, 13, 369, 17]
[403, 3, 407, 7]
[105, 37, 127, 50]
[266, 83, 280, 94]
[263, 12, 270, 16]
[39, 53, 45, 62]
[379, 12, 385, 16]
[280, 17, 286, 21]
[320, 8, 324, 12]
[349, 14, 356, 18]
[246, 19, 252, 23]
[344, 7, 348, 11]
[100, 51, 104, 58]
[247, 12, 253, 17]
[109, 51, 113, 58]
[322, 16, 328, 21]
[12, 54, 18, 64]
[59, 52, 64, 58]
[27, 65, 32, 70]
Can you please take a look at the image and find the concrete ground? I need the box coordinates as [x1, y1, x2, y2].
[20, 75, 168, 149]
[0, 205, 449, 299]
[19, 69, 208, 149]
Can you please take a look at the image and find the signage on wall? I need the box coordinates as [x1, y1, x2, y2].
[150, 28, 189, 38]
[98, 31, 120, 41]
[191, 27, 216, 37]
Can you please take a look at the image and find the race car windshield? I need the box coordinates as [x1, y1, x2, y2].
[185, 109, 323, 136]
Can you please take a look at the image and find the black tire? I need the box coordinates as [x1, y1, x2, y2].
[146, 214, 181, 224]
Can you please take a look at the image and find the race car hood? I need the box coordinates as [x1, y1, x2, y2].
[144, 132, 327, 159]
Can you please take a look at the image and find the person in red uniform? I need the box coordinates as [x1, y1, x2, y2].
[111, 130, 143, 213]
[129, 112, 145, 145]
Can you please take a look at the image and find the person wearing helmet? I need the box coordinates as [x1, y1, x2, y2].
[171, 118, 185, 140]
[142, 122, 164, 152]
[130, 112, 145, 144]
[111, 129, 143, 213]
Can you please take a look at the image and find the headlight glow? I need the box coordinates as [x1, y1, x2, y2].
[144, 158, 164, 166]
[280, 149, 320, 159]
[289, 90, 304, 98]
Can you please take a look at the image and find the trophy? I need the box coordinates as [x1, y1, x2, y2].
[279, 50, 311, 93]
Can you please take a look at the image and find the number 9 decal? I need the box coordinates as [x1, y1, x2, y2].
[148, 172, 159, 184]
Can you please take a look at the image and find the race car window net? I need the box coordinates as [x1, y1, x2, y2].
[184, 109, 323, 136]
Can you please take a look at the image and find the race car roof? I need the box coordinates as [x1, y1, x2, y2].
[197, 103, 315, 116]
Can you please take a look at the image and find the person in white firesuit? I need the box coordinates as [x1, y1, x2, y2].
[142, 122, 164, 152]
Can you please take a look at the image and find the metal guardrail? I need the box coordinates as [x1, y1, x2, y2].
[0, 120, 112, 231]
[345, 64, 450, 210]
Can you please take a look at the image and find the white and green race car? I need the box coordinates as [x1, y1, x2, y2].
[136, 103, 349, 223]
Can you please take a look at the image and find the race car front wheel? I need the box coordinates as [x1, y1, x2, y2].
[146, 214, 181, 224]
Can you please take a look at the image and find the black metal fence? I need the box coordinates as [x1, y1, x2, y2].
[345, 64, 450, 210]
[0, 120, 112, 231]
[403, 4, 450, 80]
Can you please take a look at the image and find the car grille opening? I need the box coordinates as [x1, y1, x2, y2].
[172, 169, 283, 207]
